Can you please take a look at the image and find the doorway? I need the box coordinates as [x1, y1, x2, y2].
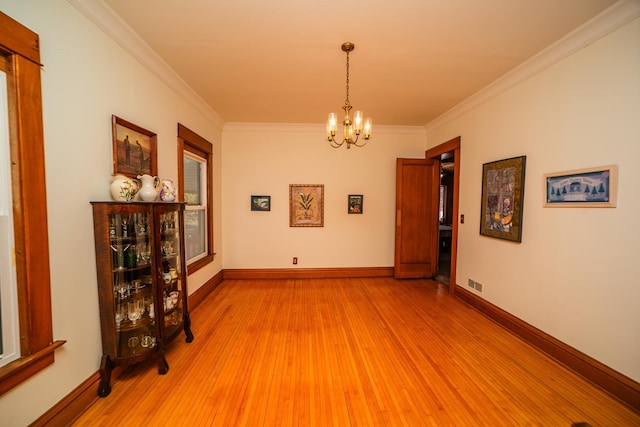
[426, 137, 460, 293]
[436, 157, 454, 285]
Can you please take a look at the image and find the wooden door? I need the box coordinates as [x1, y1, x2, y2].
[394, 158, 440, 278]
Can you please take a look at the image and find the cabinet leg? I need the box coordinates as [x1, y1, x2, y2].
[157, 353, 169, 375]
[184, 312, 194, 343]
[98, 355, 113, 397]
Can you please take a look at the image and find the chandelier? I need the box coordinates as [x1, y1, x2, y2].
[326, 42, 372, 149]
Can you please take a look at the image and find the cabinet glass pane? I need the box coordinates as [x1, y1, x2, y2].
[109, 212, 156, 357]
[159, 211, 184, 337]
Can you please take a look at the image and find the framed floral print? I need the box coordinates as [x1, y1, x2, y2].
[289, 184, 324, 227]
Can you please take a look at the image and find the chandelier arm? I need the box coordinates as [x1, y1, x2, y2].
[329, 136, 344, 148]
[351, 133, 369, 148]
[352, 137, 368, 148]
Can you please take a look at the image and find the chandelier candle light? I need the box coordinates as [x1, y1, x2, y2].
[326, 42, 372, 149]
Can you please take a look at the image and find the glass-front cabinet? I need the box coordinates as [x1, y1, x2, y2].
[91, 201, 193, 397]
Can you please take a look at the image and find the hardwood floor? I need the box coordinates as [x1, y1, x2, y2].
[72, 278, 640, 426]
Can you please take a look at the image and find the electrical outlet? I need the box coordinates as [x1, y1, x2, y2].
[293, 257, 298, 265]
[475, 282, 483, 293]
[468, 279, 475, 288]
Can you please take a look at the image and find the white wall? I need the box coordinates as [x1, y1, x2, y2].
[222, 124, 426, 269]
[426, 17, 640, 382]
[0, 1, 222, 425]
[2, 0, 637, 424]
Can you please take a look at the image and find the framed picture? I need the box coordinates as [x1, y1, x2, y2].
[348, 195, 363, 214]
[289, 184, 324, 227]
[251, 195, 271, 211]
[543, 165, 617, 208]
[480, 156, 526, 242]
[112, 115, 157, 178]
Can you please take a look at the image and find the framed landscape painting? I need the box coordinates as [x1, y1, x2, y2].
[544, 165, 617, 207]
[251, 195, 271, 211]
[112, 115, 157, 178]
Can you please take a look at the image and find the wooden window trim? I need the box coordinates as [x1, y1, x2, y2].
[177, 123, 214, 275]
[0, 11, 65, 397]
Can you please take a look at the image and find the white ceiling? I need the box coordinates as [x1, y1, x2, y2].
[102, 0, 618, 127]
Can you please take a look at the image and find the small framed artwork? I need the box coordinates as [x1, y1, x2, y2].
[544, 165, 617, 208]
[251, 195, 271, 211]
[289, 184, 324, 227]
[480, 155, 526, 243]
[112, 115, 157, 178]
[348, 195, 363, 214]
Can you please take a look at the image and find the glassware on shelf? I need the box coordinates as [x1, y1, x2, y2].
[143, 295, 154, 316]
[110, 243, 130, 270]
[128, 336, 139, 348]
[125, 244, 137, 268]
[137, 243, 150, 265]
[115, 276, 128, 300]
[109, 217, 116, 238]
[127, 299, 143, 324]
[162, 240, 174, 256]
[135, 214, 148, 235]
[121, 214, 131, 238]
[141, 335, 156, 348]
[115, 304, 126, 328]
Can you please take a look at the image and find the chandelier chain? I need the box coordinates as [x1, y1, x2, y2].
[345, 50, 350, 106]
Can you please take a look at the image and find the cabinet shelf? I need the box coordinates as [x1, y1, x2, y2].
[111, 264, 152, 274]
[116, 315, 153, 332]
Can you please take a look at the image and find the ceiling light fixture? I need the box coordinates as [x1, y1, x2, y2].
[326, 42, 372, 149]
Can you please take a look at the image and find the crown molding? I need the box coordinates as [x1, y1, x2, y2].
[425, 0, 640, 134]
[67, 0, 224, 131]
[222, 122, 426, 135]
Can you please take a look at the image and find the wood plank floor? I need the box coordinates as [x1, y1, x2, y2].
[72, 278, 640, 426]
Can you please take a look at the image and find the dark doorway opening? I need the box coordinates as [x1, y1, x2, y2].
[435, 157, 454, 286]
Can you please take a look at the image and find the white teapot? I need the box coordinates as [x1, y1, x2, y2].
[137, 174, 159, 201]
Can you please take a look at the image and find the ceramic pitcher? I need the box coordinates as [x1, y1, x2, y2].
[137, 174, 159, 201]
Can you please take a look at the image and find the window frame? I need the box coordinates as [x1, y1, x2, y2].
[0, 11, 64, 397]
[177, 123, 214, 274]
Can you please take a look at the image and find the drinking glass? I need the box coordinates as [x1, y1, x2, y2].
[127, 300, 143, 324]
[115, 304, 126, 327]
[121, 214, 130, 238]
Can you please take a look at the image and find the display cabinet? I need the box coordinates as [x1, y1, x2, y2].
[91, 201, 193, 397]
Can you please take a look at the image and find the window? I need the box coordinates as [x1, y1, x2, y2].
[183, 151, 207, 262]
[0, 12, 64, 396]
[0, 58, 20, 368]
[177, 124, 213, 273]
